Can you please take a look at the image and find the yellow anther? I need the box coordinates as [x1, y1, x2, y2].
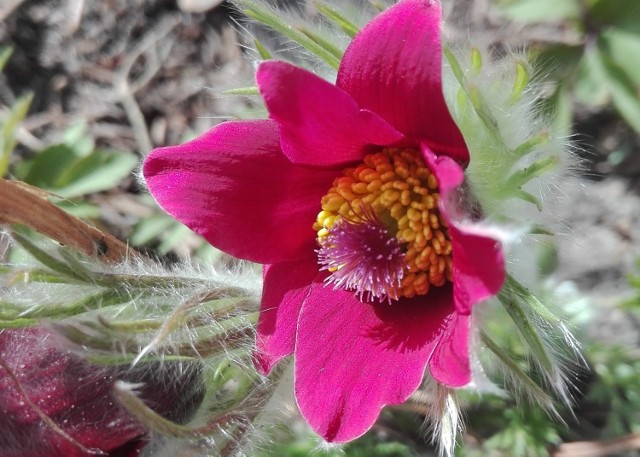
[324, 196, 343, 212]
[323, 215, 336, 229]
[432, 238, 442, 254]
[407, 208, 420, 221]
[423, 225, 432, 240]
[400, 190, 411, 206]
[380, 171, 396, 182]
[367, 180, 383, 192]
[382, 189, 401, 204]
[315, 147, 454, 300]
[393, 181, 410, 191]
[429, 213, 440, 229]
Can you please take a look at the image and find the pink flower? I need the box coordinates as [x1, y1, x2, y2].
[143, 0, 505, 443]
[0, 327, 201, 456]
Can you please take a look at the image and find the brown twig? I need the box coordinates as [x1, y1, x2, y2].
[0, 179, 137, 263]
[551, 434, 640, 457]
[114, 16, 180, 155]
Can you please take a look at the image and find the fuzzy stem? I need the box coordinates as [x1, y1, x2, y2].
[253, 37, 272, 60]
[236, 0, 341, 69]
[504, 156, 560, 191]
[480, 331, 556, 410]
[510, 61, 530, 104]
[223, 86, 260, 95]
[297, 26, 344, 60]
[114, 381, 242, 439]
[313, 1, 359, 37]
[498, 286, 555, 374]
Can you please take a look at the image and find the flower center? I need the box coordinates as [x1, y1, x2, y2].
[314, 147, 453, 301]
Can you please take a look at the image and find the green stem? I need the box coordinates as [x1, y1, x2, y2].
[313, 1, 359, 38]
[498, 285, 554, 373]
[298, 26, 344, 60]
[238, 0, 341, 69]
[480, 331, 555, 408]
[505, 156, 559, 190]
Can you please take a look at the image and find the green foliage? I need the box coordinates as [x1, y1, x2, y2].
[623, 259, 640, 310]
[462, 402, 562, 457]
[128, 195, 224, 261]
[234, 0, 343, 69]
[13, 122, 137, 198]
[313, 1, 359, 38]
[260, 429, 414, 457]
[495, 0, 581, 23]
[445, 48, 562, 214]
[587, 345, 640, 437]
[0, 47, 34, 177]
[496, 0, 640, 135]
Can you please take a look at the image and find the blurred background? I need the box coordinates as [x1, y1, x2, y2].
[0, 0, 639, 455]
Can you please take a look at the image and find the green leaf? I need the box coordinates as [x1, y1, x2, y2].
[542, 85, 573, 135]
[532, 44, 584, 82]
[130, 213, 176, 246]
[596, 37, 640, 133]
[223, 86, 260, 96]
[62, 121, 94, 155]
[237, 0, 341, 69]
[297, 26, 344, 61]
[157, 223, 194, 254]
[471, 47, 483, 75]
[114, 381, 241, 439]
[0, 317, 37, 328]
[55, 201, 102, 219]
[52, 149, 137, 197]
[513, 132, 550, 158]
[1, 92, 34, 176]
[505, 274, 561, 324]
[574, 46, 610, 106]
[498, 287, 555, 374]
[494, 0, 581, 23]
[480, 331, 555, 407]
[253, 38, 271, 60]
[0, 47, 13, 73]
[21, 144, 80, 186]
[601, 28, 640, 87]
[510, 61, 530, 103]
[313, 1, 359, 38]
[11, 231, 81, 280]
[504, 156, 559, 190]
[23, 146, 137, 198]
[513, 189, 542, 211]
[444, 48, 503, 144]
[589, 0, 640, 34]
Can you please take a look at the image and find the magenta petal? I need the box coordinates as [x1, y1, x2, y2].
[424, 147, 505, 314]
[295, 282, 456, 442]
[450, 225, 505, 314]
[428, 313, 471, 386]
[337, 0, 468, 162]
[422, 146, 465, 194]
[143, 120, 337, 264]
[255, 259, 319, 374]
[257, 61, 404, 167]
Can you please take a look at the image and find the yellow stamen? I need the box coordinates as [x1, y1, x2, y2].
[314, 147, 454, 299]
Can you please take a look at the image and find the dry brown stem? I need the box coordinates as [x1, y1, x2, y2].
[0, 179, 136, 263]
[552, 434, 640, 457]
